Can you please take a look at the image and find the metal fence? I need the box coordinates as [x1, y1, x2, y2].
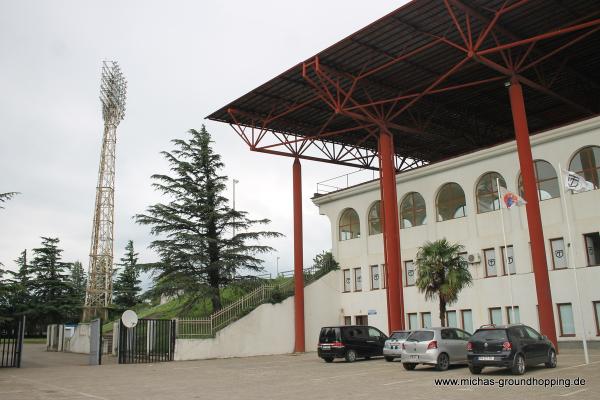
[0, 316, 25, 368]
[118, 319, 175, 364]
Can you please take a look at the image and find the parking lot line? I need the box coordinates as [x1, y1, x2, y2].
[382, 379, 415, 386]
[559, 388, 587, 397]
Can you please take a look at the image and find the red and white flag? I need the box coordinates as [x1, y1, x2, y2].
[499, 187, 527, 209]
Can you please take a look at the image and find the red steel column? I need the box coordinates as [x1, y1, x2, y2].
[293, 157, 305, 352]
[508, 79, 558, 348]
[379, 129, 405, 332]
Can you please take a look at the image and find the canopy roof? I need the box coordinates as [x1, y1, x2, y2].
[208, 0, 600, 171]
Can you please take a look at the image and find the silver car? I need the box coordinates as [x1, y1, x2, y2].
[401, 327, 471, 371]
[383, 330, 411, 361]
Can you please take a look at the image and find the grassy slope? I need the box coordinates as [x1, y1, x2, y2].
[102, 279, 292, 334]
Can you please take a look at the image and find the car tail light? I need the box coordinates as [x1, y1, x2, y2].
[331, 341, 345, 348]
[427, 340, 438, 350]
[466, 342, 473, 351]
[502, 341, 512, 351]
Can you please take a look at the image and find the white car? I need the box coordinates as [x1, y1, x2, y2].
[383, 330, 411, 361]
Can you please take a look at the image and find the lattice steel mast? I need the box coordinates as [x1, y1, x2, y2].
[83, 61, 127, 321]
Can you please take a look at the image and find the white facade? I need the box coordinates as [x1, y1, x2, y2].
[313, 116, 600, 342]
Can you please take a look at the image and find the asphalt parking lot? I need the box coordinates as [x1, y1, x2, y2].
[1, 344, 598, 399]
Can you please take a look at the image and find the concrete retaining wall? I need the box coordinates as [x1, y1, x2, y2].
[175, 271, 341, 360]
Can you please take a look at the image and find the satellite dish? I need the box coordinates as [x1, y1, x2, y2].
[121, 310, 138, 328]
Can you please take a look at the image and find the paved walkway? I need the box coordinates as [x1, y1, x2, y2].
[1, 344, 598, 399]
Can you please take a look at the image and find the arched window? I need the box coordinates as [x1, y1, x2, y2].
[569, 146, 600, 190]
[339, 208, 360, 241]
[436, 183, 466, 221]
[368, 201, 382, 235]
[476, 172, 506, 213]
[400, 192, 426, 228]
[518, 160, 560, 201]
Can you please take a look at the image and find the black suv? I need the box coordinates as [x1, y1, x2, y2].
[467, 324, 557, 375]
[318, 325, 388, 363]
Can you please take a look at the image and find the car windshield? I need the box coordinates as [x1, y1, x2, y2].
[406, 331, 434, 342]
[472, 329, 508, 341]
[319, 328, 340, 343]
[390, 331, 410, 340]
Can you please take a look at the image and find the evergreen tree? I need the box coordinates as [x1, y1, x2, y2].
[113, 240, 141, 309]
[136, 126, 282, 311]
[27, 237, 77, 325]
[70, 260, 87, 307]
[7, 250, 32, 316]
[0, 192, 19, 209]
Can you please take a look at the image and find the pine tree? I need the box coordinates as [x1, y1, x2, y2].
[8, 250, 31, 315]
[27, 238, 77, 325]
[136, 126, 282, 311]
[0, 192, 19, 209]
[70, 261, 87, 307]
[113, 240, 141, 309]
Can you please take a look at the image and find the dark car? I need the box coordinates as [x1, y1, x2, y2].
[318, 325, 388, 363]
[467, 324, 557, 375]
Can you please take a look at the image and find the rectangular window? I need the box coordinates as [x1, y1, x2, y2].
[550, 238, 567, 269]
[461, 309, 473, 333]
[343, 269, 351, 292]
[584, 233, 600, 266]
[594, 301, 600, 336]
[558, 303, 575, 336]
[501, 245, 516, 275]
[355, 315, 368, 325]
[407, 313, 418, 330]
[405, 260, 416, 286]
[421, 312, 432, 328]
[506, 306, 520, 324]
[446, 310, 458, 328]
[489, 307, 502, 325]
[354, 267, 362, 291]
[344, 316, 351, 326]
[370, 265, 380, 290]
[484, 248, 497, 277]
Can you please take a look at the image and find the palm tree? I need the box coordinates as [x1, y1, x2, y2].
[415, 239, 472, 327]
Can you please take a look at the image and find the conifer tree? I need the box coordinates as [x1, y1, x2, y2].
[136, 126, 282, 311]
[70, 260, 87, 307]
[8, 250, 31, 316]
[113, 240, 141, 309]
[28, 237, 77, 325]
[0, 192, 19, 209]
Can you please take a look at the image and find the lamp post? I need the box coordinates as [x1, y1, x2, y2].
[232, 179, 239, 237]
[276, 256, 280, 277]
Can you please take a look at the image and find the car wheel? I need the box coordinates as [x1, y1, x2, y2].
[469, 365, 483, 374]
[385, 356, 394, 362]
[435, 353, 450, 371]
[345, 349, 357, 363]
[545, 349, 557, 368]
[323, 357, 334, 363]
[511, 354, 526, 375]
[402, 362, 417, 371]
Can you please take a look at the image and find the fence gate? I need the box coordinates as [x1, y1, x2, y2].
[89, 318, 102, 366]
[118, 319, 175, 364]
[0, 316, 25, 368]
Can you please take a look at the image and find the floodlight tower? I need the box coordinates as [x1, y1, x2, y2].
[83, 61, 127, 321]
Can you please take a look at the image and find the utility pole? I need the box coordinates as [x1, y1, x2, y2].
[232, 178, 239, 237]
[83, 61, 127, 322]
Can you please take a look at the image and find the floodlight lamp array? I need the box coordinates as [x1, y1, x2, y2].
[100, 60, 127, 124]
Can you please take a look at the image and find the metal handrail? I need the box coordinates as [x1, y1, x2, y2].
[176, 267, 326, 338]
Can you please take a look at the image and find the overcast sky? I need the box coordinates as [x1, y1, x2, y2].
[0, 0, 403, 282]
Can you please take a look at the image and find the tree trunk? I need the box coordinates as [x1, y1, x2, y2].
[439, 299, 447, 327]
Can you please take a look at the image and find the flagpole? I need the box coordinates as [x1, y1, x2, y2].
[496, 178, 516, 322]
[558, 163, 589, 364]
